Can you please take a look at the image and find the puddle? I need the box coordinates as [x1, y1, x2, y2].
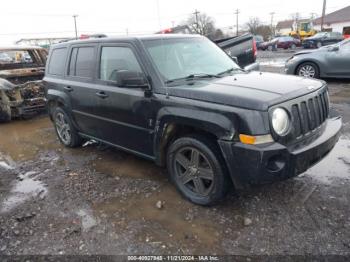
[305, 137, 350, 184]
[0, 171, 47, 213]
[76, 209, 98, 232]
[0, 117, 58, 161]
[0, 153, 16, 170]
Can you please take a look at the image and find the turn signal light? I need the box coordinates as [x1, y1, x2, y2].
[239, 134, 274, 145]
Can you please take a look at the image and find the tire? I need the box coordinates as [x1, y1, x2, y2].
[316, 42, 322, 48]
[53, 107, 83, 148]
[296, 62, 320, 78]
[166, 135, 231, 206]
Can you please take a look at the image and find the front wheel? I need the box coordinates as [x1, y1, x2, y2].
[53, 107, 83, 147]
[166, 135, 230, 205]
[296, 62, 320, 78]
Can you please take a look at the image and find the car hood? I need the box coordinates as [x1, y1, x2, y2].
[293, 45, 331, 56]
[167, 72, 325, 111]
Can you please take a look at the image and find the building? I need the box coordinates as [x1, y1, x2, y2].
[276, 19, 309, 35]
[313, 5, 350, 36]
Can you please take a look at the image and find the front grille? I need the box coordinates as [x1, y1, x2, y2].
[270, 86, 329, 145]
[291, 90, 329, 138]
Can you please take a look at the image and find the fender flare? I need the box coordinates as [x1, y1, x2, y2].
[153, 107, 235, 165]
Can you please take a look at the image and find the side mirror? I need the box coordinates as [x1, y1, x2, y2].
[115, 70, 149, 88]
[328, 46, 339, 52]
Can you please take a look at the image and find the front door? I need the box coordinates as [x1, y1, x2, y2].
[326, 40, 350, 77]
[92, 44, 155, 158]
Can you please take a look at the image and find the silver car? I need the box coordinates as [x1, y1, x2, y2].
[285, 39, 350, 78]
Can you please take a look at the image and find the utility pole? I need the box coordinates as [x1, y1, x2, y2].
[72, 14, 78, 39]
[269, 12, 275, 37]
[321, 0, 326, 31]
[193, 9, 200, 34]
[234, 9, 240, 36]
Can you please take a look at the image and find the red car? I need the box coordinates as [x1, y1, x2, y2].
[260, 36, 301, 50]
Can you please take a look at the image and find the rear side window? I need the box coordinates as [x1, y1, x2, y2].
[48, 48, 67, 75]
[68, 46, 95, 78]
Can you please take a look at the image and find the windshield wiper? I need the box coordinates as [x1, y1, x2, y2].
[165, 73, 220, 84]
[216, 67, 243, 76]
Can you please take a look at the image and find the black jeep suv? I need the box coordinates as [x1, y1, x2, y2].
[44, 35, 342, 205]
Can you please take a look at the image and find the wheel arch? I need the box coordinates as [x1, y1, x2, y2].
[294, 59, 322, 76]
[154, 107, 235, 167]
[46, 89, 71, 120]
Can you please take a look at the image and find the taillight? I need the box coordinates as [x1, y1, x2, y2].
[253, 39, 257, 59]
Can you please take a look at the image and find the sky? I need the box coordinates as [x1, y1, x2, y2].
[0, 0, 349, 44]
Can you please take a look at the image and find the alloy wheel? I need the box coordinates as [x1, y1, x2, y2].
[55, 112, 72, 145]
[174, 147, 214, 196]
[298, 65, 316, 78]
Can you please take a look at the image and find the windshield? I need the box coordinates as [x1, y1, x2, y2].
[142, 37, 240, 82]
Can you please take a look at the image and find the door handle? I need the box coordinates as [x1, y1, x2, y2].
[64, 86, 73, 92]
[96, 91, 109, 99]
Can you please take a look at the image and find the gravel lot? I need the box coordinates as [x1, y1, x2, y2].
[0, 50, 349, 256]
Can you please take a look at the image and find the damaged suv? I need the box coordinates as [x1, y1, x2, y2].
[45, 35, 342, 205]
[0, 46, 47, 122]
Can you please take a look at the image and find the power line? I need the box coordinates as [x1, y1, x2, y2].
[269, 12, 275, 37]
[234, 9, 240, 36]
[321, 0, 327, 30]
[72, 15, 78, 40]
[193, 9, 200, 33]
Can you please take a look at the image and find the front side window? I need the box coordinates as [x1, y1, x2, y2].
[142, 37, 240, 82]
[99, 46, 142, 81]
[69, 47, 95, 78]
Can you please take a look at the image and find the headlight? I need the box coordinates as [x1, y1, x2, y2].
[272, 108, 290, 136]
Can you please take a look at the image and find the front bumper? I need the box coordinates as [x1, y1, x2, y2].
[219, 117, 342, 189]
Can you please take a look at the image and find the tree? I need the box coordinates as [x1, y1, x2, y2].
[246, 17, 262, 35]
[187, 12, 216, 37]
[245, 17, 273, 40]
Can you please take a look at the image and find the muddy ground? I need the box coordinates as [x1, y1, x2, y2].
[0, 51, 350, 256]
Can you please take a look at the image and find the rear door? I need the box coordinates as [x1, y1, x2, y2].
[92, 43, 155, 157]
[64, 44, 101, 138]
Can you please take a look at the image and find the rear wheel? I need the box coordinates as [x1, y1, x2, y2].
[53, 107, 83, 147]
[166, 135, 230, 206]
[296, 62, 320, 78]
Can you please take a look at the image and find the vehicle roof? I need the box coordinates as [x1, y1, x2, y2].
[0, 45, 44, 51]
[51, 34, 202, 48]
